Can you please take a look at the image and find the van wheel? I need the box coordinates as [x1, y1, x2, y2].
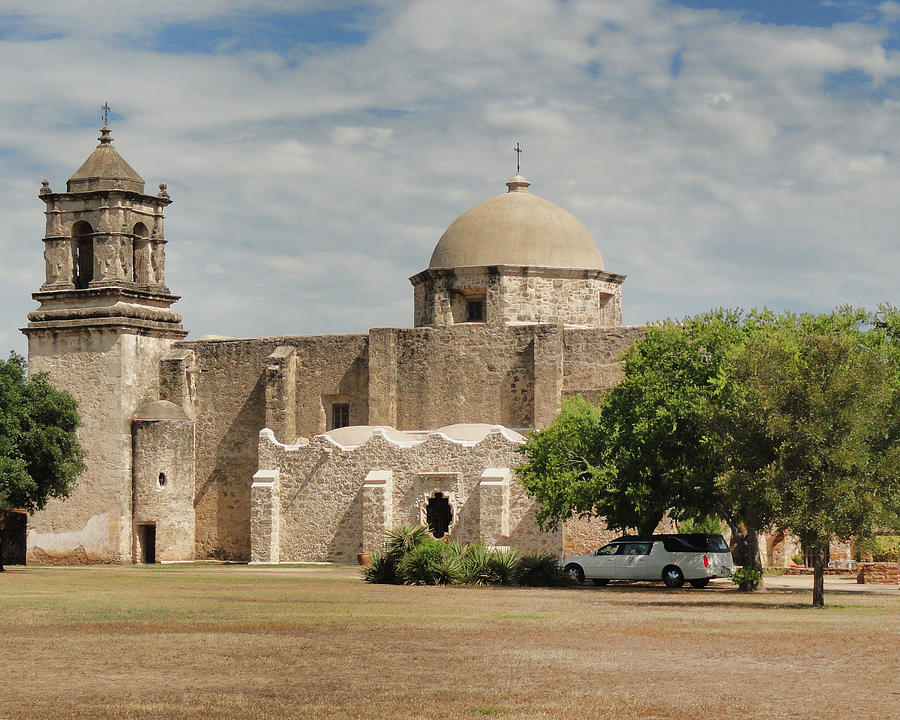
[662, 565, 684, 589]
[565, 564, 585, 584]
[689, 578, 710, 588]
[592, 578, 609, 586]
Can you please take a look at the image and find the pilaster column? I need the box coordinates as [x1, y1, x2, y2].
[362, 470, 393, 553]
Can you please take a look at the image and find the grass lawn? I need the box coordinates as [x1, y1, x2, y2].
[1, 564, 898, 719]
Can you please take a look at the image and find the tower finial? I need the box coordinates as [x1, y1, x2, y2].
[102, 102, 111, 128]
[514, 141, 523, 175]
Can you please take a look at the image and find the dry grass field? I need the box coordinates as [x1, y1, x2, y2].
[1, 564, 898, 720]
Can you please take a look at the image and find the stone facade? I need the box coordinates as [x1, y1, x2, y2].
[251, 425, 562, 563]
[19, 128, 651, 565]
[157, 324, 643, 559]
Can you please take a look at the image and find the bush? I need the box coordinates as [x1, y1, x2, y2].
[363, 527, 569, 588]
[386, 523, 428, 561]
[397, 537, 452, 585]
[856, 536, 900, 562]
[487, 547, 520, 586]
[432, 553, 464, 586]
[514, 552, 568, 587]
[729, 565, 762, 591]
[362, 552, 399, 584]
[460, 543, 493, 585]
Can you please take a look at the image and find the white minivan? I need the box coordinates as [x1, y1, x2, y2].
[563, 534, 735, 588]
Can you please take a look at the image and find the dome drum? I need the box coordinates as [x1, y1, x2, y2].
[411, 264, 624, 329]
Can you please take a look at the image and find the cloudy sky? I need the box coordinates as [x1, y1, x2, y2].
[1, 0, 898, 355]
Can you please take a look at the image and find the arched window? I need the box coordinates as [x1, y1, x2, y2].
[132, 222, 150, 284]
[72, 221, 93, 288]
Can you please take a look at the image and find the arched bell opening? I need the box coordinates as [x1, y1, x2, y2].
[132, 222, 150, 284]
[72, 220, 93, 288]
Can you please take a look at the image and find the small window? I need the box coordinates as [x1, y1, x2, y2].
[466, 300, 484, 323]
[331, 403, 350, 429]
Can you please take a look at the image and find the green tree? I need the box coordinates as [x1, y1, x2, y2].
[518, 307, 900, 601]
[0, 353, 85, 570]
[519, 309, 765, 543]
[710, 311, 900, 606]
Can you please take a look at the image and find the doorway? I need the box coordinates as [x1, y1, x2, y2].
[138, 524, 156, 564]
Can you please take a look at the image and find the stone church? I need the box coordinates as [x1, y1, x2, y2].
[21, 125, 645, 565]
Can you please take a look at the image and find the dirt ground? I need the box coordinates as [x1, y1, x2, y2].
[1, 564, 898, 719]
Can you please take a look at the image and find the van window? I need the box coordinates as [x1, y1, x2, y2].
[663, 536, 703, 553]
[596, 543, 620, 556]
[705, 535, 731, 553]
[622, 542, 652, 556]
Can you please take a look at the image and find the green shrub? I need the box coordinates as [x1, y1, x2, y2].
[514, 552, 567, 587]
[461, 543, 493, 585]
[386, 523, 428, 561]
[432, 554, 464, 585]
[856, 536, 900, 562]
[362, 552, 399, 584]
[487, 547, 520, 586]
[397, 537, 450, 585]
[729, 565, 762, 591]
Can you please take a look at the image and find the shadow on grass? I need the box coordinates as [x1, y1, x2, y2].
[568, 583, 891, 610]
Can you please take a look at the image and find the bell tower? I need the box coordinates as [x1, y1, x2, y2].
[22, 123, 188, 564]
[29, 124, 184, 330]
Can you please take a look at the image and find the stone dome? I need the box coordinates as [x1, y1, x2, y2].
[67, 126, 145, 194]
[428, 175, 604, 271]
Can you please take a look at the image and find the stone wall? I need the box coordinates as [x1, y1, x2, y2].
[495, 272, 622, 328]
[391, 325, 536, 431]
[175, 323, 640, 560]
[178, 334, 369, 560]
[562, 326, 644, 402]
[26, 328, 177, 564]
[253, 425, 562, 563]
[856, 562, 900, 584]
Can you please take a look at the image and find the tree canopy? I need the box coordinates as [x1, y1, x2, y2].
[518, 309, 763, 538]
[517, 306, 900, 605]
[0, 352, 85, 570]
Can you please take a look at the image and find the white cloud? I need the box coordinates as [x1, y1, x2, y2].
[0, 0, 899, 359]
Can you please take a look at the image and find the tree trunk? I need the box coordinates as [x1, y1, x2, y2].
[727, 521, 763, 591]
[0, 511, 6, 572]
[744, 526, 763, 591]
[638, 510, 666, 538]
[812, 544, 826, 608]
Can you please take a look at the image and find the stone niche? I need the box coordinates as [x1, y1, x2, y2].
[132, 400, 195, 562]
